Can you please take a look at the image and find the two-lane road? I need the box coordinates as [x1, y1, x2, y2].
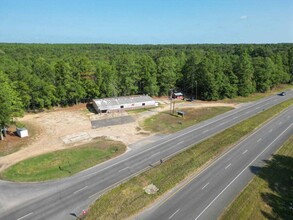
[0, 91, 292, 220]
[138, 105, 293, 220]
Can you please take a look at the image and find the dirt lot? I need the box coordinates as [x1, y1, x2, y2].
[0, 100, 237, 172]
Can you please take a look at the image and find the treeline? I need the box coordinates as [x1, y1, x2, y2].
[0, 43, 292, 112]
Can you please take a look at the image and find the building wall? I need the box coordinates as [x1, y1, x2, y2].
[92, 101, 100, 113]
[93, 100, 156, 113]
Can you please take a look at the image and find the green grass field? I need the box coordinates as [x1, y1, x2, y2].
[84, 96, 293, 220]
[142, 106, 233, 134]
[219, 135, 293, 220]
[0, 137, 126, 182]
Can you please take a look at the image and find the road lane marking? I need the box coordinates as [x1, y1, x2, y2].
[74, 186, 88, 194]
[150, 152, 161, 158]
[175, 141, 184, 146]
[269, 129, 273, 133]
[218, 122, 225, 126]
[278, 121, 282, 125]
[194, 122, 293, 220]
[168, 209, 180, 219]
[118, 167, 129, 173]
[17, 212, 33, 220]
[242, 149, 248, 154]
[233, 116, 238, 119]
[143, 108, 292, 215]
[225, 163, 231, 169]
[257, 138, 262, 142]
[202, 182, 210, 190]
[202, 130, 209, 133]
[256, 107, 260, 109]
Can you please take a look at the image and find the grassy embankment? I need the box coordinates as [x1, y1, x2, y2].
[0, 137, 126, 182]
[84, 98, 293, 219]
[142, 107, 233, 134]
[219, 135, 293, 220]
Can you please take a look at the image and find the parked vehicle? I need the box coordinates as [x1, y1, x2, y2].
[280, 92, 286, 96]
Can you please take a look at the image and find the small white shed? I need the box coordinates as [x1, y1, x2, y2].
[16, 128, 28, 138]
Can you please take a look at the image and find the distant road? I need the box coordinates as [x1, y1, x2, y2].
[0, 91, 292, 220]
[138, 105, 293, 220]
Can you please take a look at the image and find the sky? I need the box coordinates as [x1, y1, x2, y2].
[0, 0, 292, 44]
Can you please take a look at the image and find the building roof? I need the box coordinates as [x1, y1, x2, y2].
[93, 95, 155, 110]
[173, 92, 183, 96]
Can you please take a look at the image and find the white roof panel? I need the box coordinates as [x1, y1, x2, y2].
[93, 95, 155, 110]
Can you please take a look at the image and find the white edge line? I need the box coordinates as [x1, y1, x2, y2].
[242, 149, 248, 154]
[17, 212, 33, 220]
[168, 209, 180, 219]
[257, 138, 262, 142]
[74, 186, 88, 194]
[89, 166, 151, 199]
[194, 123, 293, 220]
[89, 191, 100, 199]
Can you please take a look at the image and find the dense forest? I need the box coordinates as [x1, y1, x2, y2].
[0, 43, 293, 127]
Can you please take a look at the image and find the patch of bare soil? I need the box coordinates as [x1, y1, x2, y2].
[0, 101, 237, 172]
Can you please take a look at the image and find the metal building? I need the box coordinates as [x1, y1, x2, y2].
[92, 95, 157, 113]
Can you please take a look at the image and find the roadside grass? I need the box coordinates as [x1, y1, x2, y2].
[142, 107, 233, 134]
[84, 99, 293, 220]
[0, 137, 126, 182]
[219, 135, 293, 220]
[0, 122, 38, 157]
[221, 84, 293, 103]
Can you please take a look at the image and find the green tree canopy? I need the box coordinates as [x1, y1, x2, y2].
[0, 71, 23, 130]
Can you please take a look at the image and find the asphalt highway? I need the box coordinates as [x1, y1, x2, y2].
[0, 91, 292, 220]
[138, 105, 293, 220]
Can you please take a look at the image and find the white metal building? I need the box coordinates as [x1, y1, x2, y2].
[92, 95, 157, 113]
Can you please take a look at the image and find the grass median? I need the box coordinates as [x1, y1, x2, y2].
[0, 137, 126, 182]
[219, 134, 293, 220]
[85, 98, 293, 220]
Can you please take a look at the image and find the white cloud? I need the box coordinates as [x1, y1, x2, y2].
[240, 15, 248, 20]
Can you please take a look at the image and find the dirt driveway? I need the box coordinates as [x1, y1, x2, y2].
[0, 101, 237, 172]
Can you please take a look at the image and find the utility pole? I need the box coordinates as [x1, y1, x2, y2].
[195, 80, 198, 100]
[170, 89, 173, 113]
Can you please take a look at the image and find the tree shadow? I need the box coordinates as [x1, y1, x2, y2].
[86, 103, 97, 113]
[249, 155, 293, 219]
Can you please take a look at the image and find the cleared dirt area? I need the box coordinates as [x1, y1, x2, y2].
[0, 100, 237, 172]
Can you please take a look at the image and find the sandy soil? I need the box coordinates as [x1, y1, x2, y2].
[0, 100, 237, 172]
